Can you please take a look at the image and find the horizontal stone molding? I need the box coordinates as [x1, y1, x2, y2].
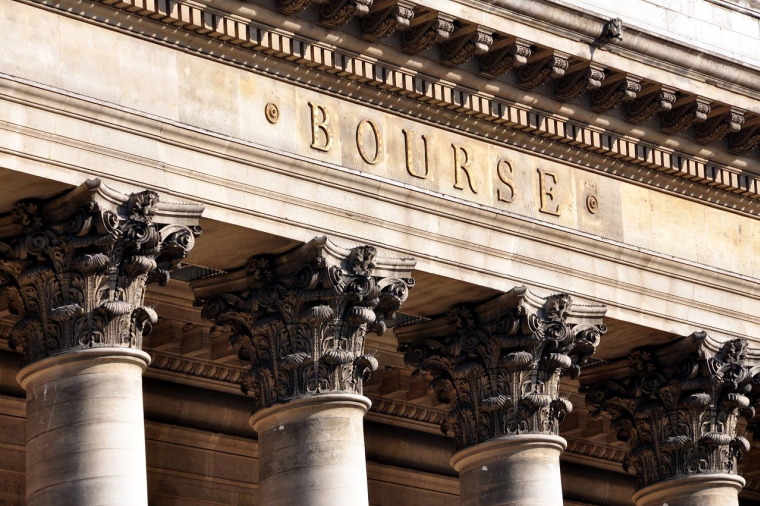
[27, 0, 760, 203]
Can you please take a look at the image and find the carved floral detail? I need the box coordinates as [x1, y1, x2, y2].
[662, 98, 711, 133]
[555, 66, 606, 102]
[591, 77, 641, 112]
[401, 16, 455, 54]
[320, 0, 373, 28]
[584, 334, 760, 489]
[627, 89, 677, 124]
[0, 182, 202, 362]
[441, 28, 493, 67]
[362, 3, 414, 41]
[518, 54, 569, 90]
[480, 41, 532, 79]
[730, 123, 760, 154]
[696, 109, 745, 144]
[401, 289, 606, 449]
[194, 238, 414, 412]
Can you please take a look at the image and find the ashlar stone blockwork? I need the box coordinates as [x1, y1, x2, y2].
[192, 236, 415, 412]
[398, 287, 607, 449]
[584, 332, 760, 490]
[0, 180, 203, 362]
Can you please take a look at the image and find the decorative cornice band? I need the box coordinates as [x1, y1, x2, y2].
[22, 0, 760, 203]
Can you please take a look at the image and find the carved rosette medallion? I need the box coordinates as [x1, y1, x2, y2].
[362, 2, 415, 41]
[518, 54, 569, 90]
[320, 0, 373, 28]
[626, 89, 677, 123]
[192, 237, 415, 412]
[584, 333, 760, 490]
[480, 40, 532, 79]
[591, 76, 642, 112]
[0, 180, 203, 362]
[398, 287, 606, 450]
[662, 97, 711, 133]
[441, 27, 493, 67]
[401, 15, 455, 54]
[555, 66, 606, 102]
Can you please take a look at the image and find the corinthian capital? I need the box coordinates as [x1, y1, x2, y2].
[584, 332, 760, 490]
[0, 180, 203, 362]
[191, 237, 415, 411]
[398, 287, 606, 450]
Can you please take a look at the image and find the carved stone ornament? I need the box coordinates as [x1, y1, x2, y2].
[191, 237, 416, 412]
[729, 122, 760, 154]
[441, 26, 494, 67]
[662, 97, 711, 133]
[397, 287, 607, 450]
[480, 39, 532, 79]
[626, 87, 678, 124]
[591, 76, 642, 112]
[320, 0, 373, 28]
[696, 107, 745, 144]
[554, 65, 606, 102]
[401, 13, 455, 54]
[602, 18, 623, 42]
[277, 0, 315, 15]
[0, 180, 203, 363]
[518, 53, 569, 90]
[361, 1, 414, 41]
[583, 332, 760, 490]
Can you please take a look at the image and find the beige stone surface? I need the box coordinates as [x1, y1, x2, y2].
[16, 349, 151, 506]
[631, 474, 744, 506]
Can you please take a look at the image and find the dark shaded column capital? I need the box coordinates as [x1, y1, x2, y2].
[0, 179, 203, 362]
[192, 236, 415, 412]
[398, 287, 607, 449]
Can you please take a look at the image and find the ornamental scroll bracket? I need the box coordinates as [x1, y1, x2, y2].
[397, 287, 607, 450]
[0, 179, 204, 363]
[583, 332, 760, 490]
[361, 0, 415, 41]
[191, 236, 416, 412]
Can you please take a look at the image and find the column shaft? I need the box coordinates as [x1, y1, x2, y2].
[18, 349, 150, 506]
[451, 435, 566, 506]
[251, 393, 370, 506]
[631, 475, 744, 506]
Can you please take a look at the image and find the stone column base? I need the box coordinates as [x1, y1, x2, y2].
[17, 348, 151, 506]
[250, 393, 371, 506]
[450, 434, 567, 506]
[631, 474, 745, 506]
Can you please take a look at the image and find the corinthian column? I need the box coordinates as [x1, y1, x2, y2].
[584, 332, 760, 506]
[191, 237, 415, 506]
[0, 180, 203, 506]
[398, 287, 607, 506]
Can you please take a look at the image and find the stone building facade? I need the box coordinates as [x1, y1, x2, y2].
[0, 0, 759, 505]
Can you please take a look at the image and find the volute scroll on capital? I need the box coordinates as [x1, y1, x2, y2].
[583, 332, 760, 490]
[397, 287, 607, 450]
[0, 179, 204, 363]
[191, 236, 416, 412]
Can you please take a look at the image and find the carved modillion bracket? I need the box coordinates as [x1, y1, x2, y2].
[730, 117, 760, 154]
[626, 84, 677, 124]
[401, 10, 455, 54]
[441, 24, 493, 67]
[320, 0, 373, 28]
[278, 0, 317, 15]
[554, 63, 606, 102]
[695, 105, 745, 144]
[661, 95, 711, 133]
[591, 74, 642, 112]
[361, 0, 415, 41]
[517, 49, 570, 90]
[479, 36, 532, 79]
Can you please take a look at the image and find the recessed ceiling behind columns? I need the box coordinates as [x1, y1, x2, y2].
[0, 169, 72, 214]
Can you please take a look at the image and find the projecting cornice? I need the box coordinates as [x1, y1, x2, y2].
[36, 0, 760, 205]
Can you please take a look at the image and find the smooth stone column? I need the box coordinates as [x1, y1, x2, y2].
[450, 434, 566, 506]
[17, 348, 150, 506]
[631, 474, 744, 506]
[250, 393, 371, 506]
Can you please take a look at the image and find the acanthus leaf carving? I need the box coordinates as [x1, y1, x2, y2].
[401, 13, 455, 55]
[0, 180, 203, 362]
[440, 26, 494, 67]
[277, 0, 315, 15]
[583, 333, 760, 490]
[591, 76, 642, 112]
[320, 0, 373, 28]
[554, 65, 606, 102]
[626, 87, 677, 124]
[517, 53, 569, 90]
[696, 107, 745, 144]
[192, 237, 415, 412]
[361, 1, 415, 41]
[661, 96, 712, 133]
[399, 288, 606, 450]
[729, 122, 760, 154]
[479, 39, 532, 79]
